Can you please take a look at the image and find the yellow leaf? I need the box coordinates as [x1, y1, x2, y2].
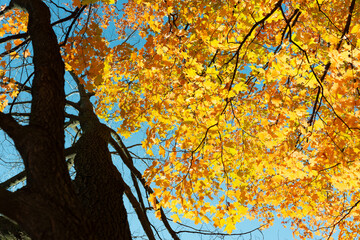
[202, 215, 210, 224]
[23, 49, 31, 58]
[272, 175, 283, 183]
[351, 24, 360, 34]
[232, 82, 247, 93]
[171, 214, 181, 223]
[194, 215, 201, 225]
[146, 148, 154, 156]
[224, 221, 236, 234]
[131, 52, 137, 61]
[185, 68, 197, 78]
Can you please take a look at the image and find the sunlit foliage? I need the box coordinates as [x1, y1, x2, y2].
[1, 0, 360, 239]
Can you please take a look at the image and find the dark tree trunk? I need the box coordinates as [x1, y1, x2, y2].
[0, 0, 132, 239]
[73, 73, 132, 239]
[73, 123, 132, 240]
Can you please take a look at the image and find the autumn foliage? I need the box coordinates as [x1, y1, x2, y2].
[1, 0, 360, 239]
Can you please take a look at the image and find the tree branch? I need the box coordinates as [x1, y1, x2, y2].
[0, 5, 85, 56]
[0, 112, 25, 143]
[119, 176, 156, 240]
[109, 132, 180, 240]
[0, 146, 77, 190]
[0, 2, 15, 17]
[0, 215, 30, 239]
[0, 33, 28, 45]
[0, 171, 26, 190]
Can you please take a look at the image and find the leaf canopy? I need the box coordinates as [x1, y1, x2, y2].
[1, 0, 360, 239]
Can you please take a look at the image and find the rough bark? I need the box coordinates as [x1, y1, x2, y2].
[0, 1, 95, 239]
[73, 123, 132, 240]
[0, 1, 132, 239]
[71, 69, 132, 239]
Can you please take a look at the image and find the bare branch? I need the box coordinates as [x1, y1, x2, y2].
[0, 33, 28, 45]
[119, 176, 156, 240]
[0, 2, 15, 18]
[0, 146, 77, 190]
[0, 171, 26, 189]
[109, 131, 180, 240]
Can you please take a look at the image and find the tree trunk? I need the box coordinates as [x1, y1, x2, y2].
[0, 1, 133, 239]
[73, 123, 132, 240]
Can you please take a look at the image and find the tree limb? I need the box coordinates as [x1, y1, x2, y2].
[119, 176, 156, 240]
[0, 112, 25, 143]
[0, 215, 30, 240]
[109, 132, 180, 240]
[0, 172, 26, 190]
[0, 146, 77, 190]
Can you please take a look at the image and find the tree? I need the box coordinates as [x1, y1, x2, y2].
[0, 0, 359, 239]
[0, 0, 259, 239]
[0, 0, 180, 239]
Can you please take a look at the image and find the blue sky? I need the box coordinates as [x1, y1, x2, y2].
[0, 0, 327, 239]
[116, 124, 298, 240]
